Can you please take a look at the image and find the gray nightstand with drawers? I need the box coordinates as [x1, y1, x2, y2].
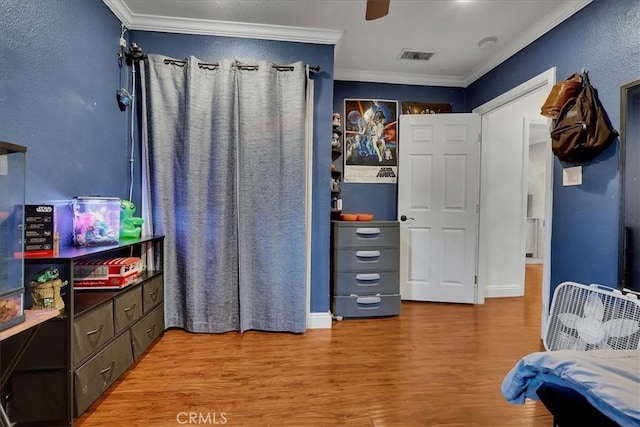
[331, 221, 400, 318]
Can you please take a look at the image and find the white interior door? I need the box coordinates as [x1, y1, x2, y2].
[398, 113, 481, 303]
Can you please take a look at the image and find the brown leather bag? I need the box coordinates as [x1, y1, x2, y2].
[540, 73, 582, 118]
[550, 72, 618, 163]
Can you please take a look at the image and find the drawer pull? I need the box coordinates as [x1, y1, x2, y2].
[145, 324, 156, 337]
[356, 250, 380, 259]
[356, 227, 380, 236]
[100, 361, 115, 375]
[355, 273, 380, 281]
[149, 289, 159, 300]
[123, 303, 137, 313]
[355, 296, 381, 305]
[86, 325, 104, 336]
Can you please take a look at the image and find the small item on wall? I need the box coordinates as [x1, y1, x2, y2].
[343, 99, 398, 183]
[332, 113, 342, 128]
[332, 113, 343, 149]
[332, 131, 341, 149]
[116, 88, 132, 111]
[562, 166, 582, 186]
[550, 71, 618, 163]
[401, 102, 453, 115]
[331, 112, 343, 219]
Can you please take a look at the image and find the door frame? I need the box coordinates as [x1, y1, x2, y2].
[523, 118, 550, 261]
[473, 68, 555, 327]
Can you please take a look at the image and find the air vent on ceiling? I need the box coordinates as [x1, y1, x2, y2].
[398, 50, 435, 61]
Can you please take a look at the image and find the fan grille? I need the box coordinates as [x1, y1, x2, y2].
[544, 282, 640, 351]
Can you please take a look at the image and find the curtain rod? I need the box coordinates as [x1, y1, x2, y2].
[124, 43, 319, 72]
[163, 58, 320, 72]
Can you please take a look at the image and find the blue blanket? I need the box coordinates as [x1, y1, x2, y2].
[502, 350, 640, 426]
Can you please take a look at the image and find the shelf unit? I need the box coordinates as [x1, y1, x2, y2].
[1, 235, 164, 425]
[331, 114, 343, 219]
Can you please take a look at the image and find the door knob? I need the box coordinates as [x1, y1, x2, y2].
[400, 215, 414, 222]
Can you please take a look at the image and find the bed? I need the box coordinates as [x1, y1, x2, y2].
[501, 349, 640, 426]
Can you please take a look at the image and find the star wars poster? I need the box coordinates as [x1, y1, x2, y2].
[343, 99, 398, 183]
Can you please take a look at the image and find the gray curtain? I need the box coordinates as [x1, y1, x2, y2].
[141, 55, 308, 333]
[236, 62, 307, 332]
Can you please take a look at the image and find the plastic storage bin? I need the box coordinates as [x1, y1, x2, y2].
[72, 197, 120, 247]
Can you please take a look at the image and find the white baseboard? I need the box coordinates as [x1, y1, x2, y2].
[307, 311, 332, 329]
[485, 285, 524, 298]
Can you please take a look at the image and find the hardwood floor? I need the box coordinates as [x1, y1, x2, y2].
[76, 264, 551, 426]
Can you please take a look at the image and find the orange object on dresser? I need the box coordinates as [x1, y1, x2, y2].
[340, 213, 358, 221]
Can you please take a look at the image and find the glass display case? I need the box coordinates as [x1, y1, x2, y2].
[0, 141, 26, 331]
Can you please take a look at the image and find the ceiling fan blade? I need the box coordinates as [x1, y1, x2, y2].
[366, 0, 390, 21]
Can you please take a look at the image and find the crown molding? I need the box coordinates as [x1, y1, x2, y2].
[334, 68, 466, 88]
[104, 0, 590, 87]
[463, 0, 592, 87]
[102, 0, 343, 45]
[103, 0, 134, 26]
[473, 67, 556, 114]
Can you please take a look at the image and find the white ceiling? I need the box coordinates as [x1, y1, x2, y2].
[104, 0, 591, 87]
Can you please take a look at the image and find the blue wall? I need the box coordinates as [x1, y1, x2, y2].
[0, 0, 335, 313]
[333, 81, 465, 220]
[130, 32, 335, 313]
[468, 0, 640, 292]
[0, 0, 130, 202]
[4, 0, 638, 317]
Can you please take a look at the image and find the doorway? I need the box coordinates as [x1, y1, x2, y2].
[525, 120, 549, 264]
[473, 68, 555, 330]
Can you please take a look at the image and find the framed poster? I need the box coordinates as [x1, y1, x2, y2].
[401, 101, 452, 115]
[343, 99, 398, 183]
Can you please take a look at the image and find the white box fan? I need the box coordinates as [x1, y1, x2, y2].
[544, 282, 640, 351]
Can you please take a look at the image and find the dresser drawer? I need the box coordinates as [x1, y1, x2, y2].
[332, 294, 401, 318]
[142, 274, 163, 313]
[131, 303, 164, 360]
[74, 331, 133, 416]
[114, 286, 142, 334]
[73, 301, 114, 365]
[332, 271, 399, 296]
[332, 221, 399, 248]
[333, 248, 399, 272]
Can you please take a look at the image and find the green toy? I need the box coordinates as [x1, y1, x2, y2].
[120, 200, 144, 239]
[33, 266, 59, 283]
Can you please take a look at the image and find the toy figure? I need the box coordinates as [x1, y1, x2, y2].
[33, 266, 59, 283]
[120, 200, 144, 239]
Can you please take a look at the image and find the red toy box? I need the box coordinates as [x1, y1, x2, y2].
[74, 257, 143, 290]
